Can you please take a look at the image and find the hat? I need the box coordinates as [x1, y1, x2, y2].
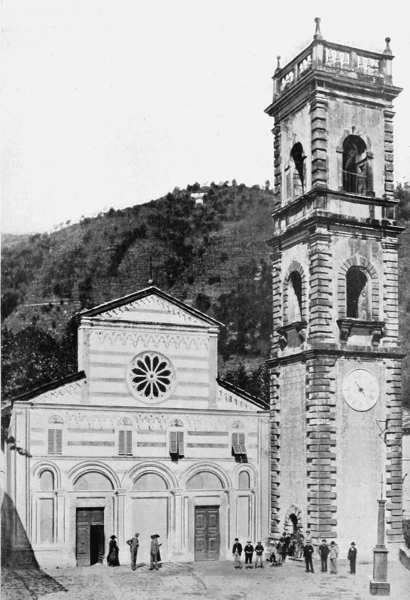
[322, 539, 327, 543]
[330, 541, 335, 545]
[247, 540, 252, 543]
[351, 541, 356, 545]
[234, 538, 239, 541]
[110, 535, 117, 539]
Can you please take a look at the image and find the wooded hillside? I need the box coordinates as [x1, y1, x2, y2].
[2, 181, 410, 408]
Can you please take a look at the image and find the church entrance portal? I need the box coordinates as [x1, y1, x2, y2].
[76, 508, 105, 566]
[194, 506, 220, 561]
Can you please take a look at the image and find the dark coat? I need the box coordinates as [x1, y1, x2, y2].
[348, 547, 357, 561]
[107, 539, 120, 566]
[303, 543, 314, 558]
[319, 543, 329, 558]
[244, 544, 254, 555]
[255, 543, 264, 556]
[232, 542, 243, 555]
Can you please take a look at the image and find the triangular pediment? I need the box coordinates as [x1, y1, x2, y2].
[79, 287, 222, 329]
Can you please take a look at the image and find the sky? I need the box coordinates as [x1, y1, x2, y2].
[2, 0, 410, 234]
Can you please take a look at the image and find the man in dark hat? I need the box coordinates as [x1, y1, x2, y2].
[150, 534, 161, 571]
[303, 539, 315, 573]
[232, 538, 243, 569]
[244, 540, 254, 569]
[347, 541, 357, 574]
[254, 541, 264, 568]
[126, 532, 140, 571]
[318, 539, 329, 572]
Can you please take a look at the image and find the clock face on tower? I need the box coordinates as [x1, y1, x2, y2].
[342, 368, 379, 412]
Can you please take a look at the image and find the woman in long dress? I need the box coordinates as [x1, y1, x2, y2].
[107, 535, 120, 566]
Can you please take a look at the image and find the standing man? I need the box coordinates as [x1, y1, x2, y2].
[329, 541, 339, 574]
[303, 539, 315, 573]
[244, 541, 254, 569]
[318, 539, 329, 572]
[232, 538, 243, 569]
[347, 541, 357, 574]
[254, 541, 264, 568]
[126, 532, 140, 571]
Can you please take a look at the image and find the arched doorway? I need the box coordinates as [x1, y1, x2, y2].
[289, 513, 298, 534]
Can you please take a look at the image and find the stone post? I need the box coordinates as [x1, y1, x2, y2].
[370, 498, 390, 595]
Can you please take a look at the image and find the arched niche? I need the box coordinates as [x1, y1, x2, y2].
[39, 469, 55, 492]
[133, 473, 168, 492]
[186, 471, 224, 490]
[73, 471, 114, 491]
[238, 471, 251, 490]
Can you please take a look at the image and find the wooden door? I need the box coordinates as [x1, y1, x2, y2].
[76, 508, 104, 566]
[194, 506, 220, 561]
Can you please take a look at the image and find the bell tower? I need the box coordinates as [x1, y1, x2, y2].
[265, 18, 404, 556]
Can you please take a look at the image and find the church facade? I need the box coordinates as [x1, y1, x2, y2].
[4, 287, 269, 568]
[265, 20, 404, 558]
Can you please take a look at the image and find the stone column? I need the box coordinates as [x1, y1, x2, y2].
[370, 499, 390, 595]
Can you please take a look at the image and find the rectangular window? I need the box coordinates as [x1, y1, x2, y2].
[232, 432, 247, 463]
[118, 430, 133, 456]
[48, 429, 62, 455]
[169, 431, 184, 459]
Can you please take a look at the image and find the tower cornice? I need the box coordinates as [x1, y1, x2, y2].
[266, 346, 405, 368]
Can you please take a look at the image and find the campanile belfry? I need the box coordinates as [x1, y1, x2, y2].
[265, 18, 404, 555]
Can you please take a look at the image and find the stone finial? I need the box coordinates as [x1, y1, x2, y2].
[275, 55, 281, 72]
[313, 17, 323, 40]
[383, 36, 392, 55]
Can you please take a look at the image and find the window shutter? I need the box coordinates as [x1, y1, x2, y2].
[232, 432, 241, 454]
[119, 430, 125, 455]
[48, 429, 54, 454]
[238, 432, 246, 454]
[126, 430, 132, 455]
[55, 429, 62, 455]
[177, 431, 184, 457]
[48, 429, 62, 455]
[169, 431, 178, 455]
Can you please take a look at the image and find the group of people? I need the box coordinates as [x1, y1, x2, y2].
[232, 539, 265, 568]
[106, 532, 162, 571]
[232, 535, 358, 575]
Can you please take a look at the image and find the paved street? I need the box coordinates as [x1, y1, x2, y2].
[2, 559, 410, 600]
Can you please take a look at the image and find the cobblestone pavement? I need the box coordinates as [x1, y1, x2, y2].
[2, 559, 410, 600]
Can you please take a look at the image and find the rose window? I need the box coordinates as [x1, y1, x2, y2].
[128, 352, 174, 402]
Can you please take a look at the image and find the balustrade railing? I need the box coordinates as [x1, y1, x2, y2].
[275, 40, 390, 97]
[342, 170, 368, 195]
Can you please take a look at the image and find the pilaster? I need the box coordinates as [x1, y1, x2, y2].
[269, 368, 281, 537]
[383, 109, 395, 200]
[384, 358, 403, 544]
[310, 96, 328, 188]
[382, 238, 399, 346]
[273, 125, 282, 198]
[305, 356, 337, 542]
[308, 227, 333, 343]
